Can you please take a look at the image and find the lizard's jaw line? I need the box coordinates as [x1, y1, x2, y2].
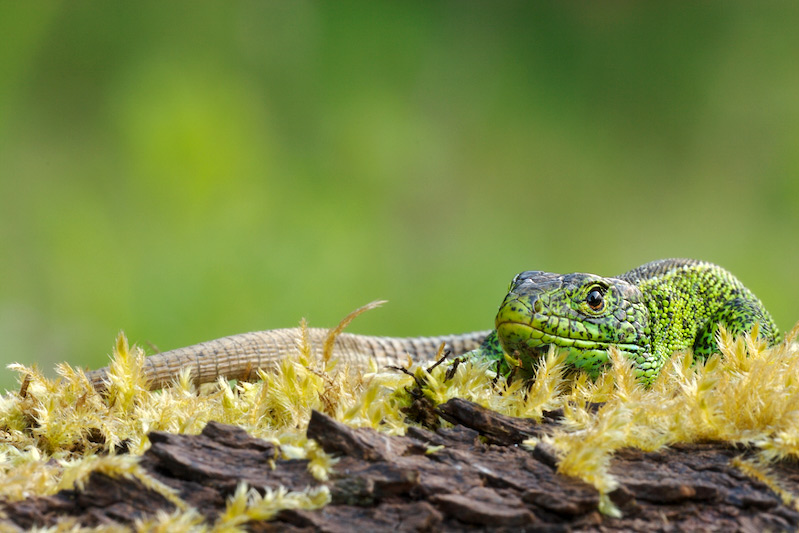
[496, 321, 645, 354]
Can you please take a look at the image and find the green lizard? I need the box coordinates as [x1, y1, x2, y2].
[86, 258, 779, 390]
[477, 258, 779, 384]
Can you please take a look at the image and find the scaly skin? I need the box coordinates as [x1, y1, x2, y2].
[86, 328, 491, 391]
[486, 258, 779, 384]
[86, 259, 777, 390]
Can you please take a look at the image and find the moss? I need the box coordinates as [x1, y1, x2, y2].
[1, 308, 798, 526]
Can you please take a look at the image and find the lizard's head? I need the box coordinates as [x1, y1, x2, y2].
[495, 271, 650, 376]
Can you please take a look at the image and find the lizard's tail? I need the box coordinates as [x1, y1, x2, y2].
[86, 328, 491, 391]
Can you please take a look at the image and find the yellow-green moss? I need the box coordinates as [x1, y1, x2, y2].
[2, 311, 799, 527]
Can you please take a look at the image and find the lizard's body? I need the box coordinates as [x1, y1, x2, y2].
[86, 259, 779, 390]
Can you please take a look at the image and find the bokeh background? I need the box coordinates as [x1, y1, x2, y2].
[1, 3, 798, 392]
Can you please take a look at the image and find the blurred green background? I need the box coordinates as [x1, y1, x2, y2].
[1, 3, 797, 392]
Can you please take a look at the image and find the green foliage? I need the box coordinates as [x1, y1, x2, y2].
[1, 3, 798, 393]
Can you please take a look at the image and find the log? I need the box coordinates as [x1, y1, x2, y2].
[2, 399, 798, 531]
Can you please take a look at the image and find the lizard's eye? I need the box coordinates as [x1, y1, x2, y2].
[586, 289, 604, 311]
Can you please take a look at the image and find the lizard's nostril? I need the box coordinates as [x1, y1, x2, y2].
[533, 299, 543, 314]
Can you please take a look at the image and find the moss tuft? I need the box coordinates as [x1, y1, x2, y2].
[2, 310, 799, 525]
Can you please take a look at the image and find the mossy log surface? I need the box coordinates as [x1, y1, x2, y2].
[3, 399, 799, 532]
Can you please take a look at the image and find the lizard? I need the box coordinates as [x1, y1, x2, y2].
[85, 258, 779, 391]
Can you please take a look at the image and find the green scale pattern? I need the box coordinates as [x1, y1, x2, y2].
[471, 259, 780, 385]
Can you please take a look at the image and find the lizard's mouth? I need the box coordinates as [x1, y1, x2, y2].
[496, 320, 644, 357]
